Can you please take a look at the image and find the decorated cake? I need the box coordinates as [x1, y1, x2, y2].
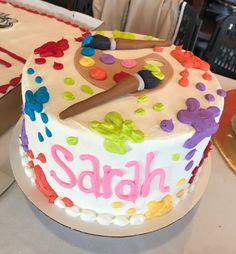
[19, 30, 225, 226]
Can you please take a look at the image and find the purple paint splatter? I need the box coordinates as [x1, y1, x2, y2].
[160, 119, 174, 132]
[20, 119, 29, 152]
[185, 160, 194, 171]
[196, 82, 206, 91]
[177, 97, 220, 148]
[185, 149, 197, 160]
[205, 93, 215, 102]
[217, 89, 226, 97]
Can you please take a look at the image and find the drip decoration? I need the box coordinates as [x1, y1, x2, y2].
[177, 98, 220, 148]
[90, 112, 144, 154]
[24, 86, 49, 121]
[20, 119, 29, 152]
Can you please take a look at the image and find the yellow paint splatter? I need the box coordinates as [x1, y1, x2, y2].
[145, 195, 173, 218]
[126, 208, 136, 215]
[176, 178, 186, 186]
[176, 189, 185, 198]
[112, 201, 122, 208]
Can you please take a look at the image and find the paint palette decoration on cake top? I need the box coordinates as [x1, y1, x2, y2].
[60, 33, 173, 119]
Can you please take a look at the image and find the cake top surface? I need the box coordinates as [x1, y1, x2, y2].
[22, 31, 225, 145]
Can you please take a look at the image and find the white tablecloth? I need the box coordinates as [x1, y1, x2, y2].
[0, 75, 235, 253]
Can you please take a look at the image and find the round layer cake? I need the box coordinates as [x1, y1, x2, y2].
[20, 31, 225, 226]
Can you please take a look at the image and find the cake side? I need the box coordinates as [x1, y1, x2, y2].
[20, 32, 225, 225]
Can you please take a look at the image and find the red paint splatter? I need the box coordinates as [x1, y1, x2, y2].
[180, 68, 189, 77]
[62, 197, 74, 207]
[203, 72, 212, 81]
[53, 62, 64, 70]
[179, 76, 189, 87]
[34, 38, 69, 58]
[28, 160, 34, 169]
[35, 58, 46, 64]
[37, 153, 46, 163]
[34, 165, 57, 203]
[188, 175, 195, 184]
[27, 150, 34, 159]
[171, 46, 210, 71]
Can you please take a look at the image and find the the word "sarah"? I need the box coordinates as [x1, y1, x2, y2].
[50, 144, 170, 202]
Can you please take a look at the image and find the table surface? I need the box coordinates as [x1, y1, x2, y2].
[0, 72, 236, 253]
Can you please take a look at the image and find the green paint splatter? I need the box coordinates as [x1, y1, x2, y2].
[90, 112, 144, 154]
[144, 35, 154, 40]
[143, 63, 165, 80]
[137, 94, 148, 103]
[153, 102, 165, 112]
[134, 108, 145, 116]
[96, 31, 105, 36]
[66, 136, 78, 145]
[172, 153, 180, 161]
[64, 77, 75, 86]
[63, 91, 75, 101]
[112, 30, 136, 39]
[80, 84, 94, 95]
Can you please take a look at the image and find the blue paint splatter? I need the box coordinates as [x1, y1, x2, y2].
[41, 113, 48, 124]
[24, 86, 49, 121]
[38, 132, 44, 142]
[27, 68, 35, 75]
[45, 127, 52, 137]
[35, 76, 43, 84]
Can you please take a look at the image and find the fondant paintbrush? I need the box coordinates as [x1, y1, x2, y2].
[82, 34, 172, 50]
[59, 70, 161, 119]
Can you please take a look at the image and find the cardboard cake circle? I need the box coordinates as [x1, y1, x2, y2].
[10, 119, 212, 237]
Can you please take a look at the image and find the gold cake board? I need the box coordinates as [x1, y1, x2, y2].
[10, 119, 212, 237]
[213, 89, 236, 173]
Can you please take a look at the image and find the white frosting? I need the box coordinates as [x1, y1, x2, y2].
[113, 215, 129, 226]
[20, 31, 224, 225]
[96, 214, 114, 225]
[80, 209, 97, 222]
[65, 206, 80, 217]
[129, 215, 145, 225]
[54, 197, 66, 209]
